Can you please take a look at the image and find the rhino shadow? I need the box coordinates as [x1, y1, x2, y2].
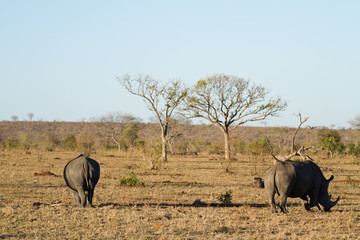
[97, 201, 269, 209]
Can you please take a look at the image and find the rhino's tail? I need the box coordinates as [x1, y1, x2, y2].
[266, 169, 279, 196]
[273, 170, 279, 196]
[84, 161, 93, 191]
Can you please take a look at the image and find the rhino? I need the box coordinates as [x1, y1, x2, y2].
[63, 154, 100, 207]
[264, 160, 339, 213]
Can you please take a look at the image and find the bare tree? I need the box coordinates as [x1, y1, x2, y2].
[11, 115, 18, 121]
[27, 113, 34, 121]
[266, 113, 313, 163]
[349, 114, 360, 129]
[184, 74, 286, 169]
[117, 74, 187, 162]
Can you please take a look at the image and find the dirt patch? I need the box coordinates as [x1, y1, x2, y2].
[33, 171, 57, 177]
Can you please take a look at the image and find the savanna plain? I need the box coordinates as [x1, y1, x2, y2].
[1, 150, 360, 239]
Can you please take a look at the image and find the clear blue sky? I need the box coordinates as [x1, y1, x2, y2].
[1, 1, 359, 128]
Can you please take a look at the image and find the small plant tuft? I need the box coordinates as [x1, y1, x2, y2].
[119, 172, 144, 186]
[218, 190, 233, 206]
[214, 226, 233, 234]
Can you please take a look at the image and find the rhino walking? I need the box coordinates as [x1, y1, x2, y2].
[63, 154, 100, 207]
[264, 160, 339, 213]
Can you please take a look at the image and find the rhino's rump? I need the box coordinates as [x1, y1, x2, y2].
[63, 156, 99, 191]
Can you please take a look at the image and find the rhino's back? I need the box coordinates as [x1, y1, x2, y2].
[282, 160, 318, 197]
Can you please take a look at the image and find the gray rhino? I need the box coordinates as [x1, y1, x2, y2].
[63, 154, 100, 207]
[264, 160, 339, 213]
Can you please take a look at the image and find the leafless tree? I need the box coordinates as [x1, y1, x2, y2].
[349, 114, 360, 129]
[184, 74, 286, 170]
[117, 74, 187, 162]
[27, 113, 34, 121]
[11, 115, 18, 121]
[266, 113, 313, 163]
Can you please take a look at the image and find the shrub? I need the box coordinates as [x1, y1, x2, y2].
[77, 133, 96, 156]
[46, 133, 61, 151]
[6, 136, 19, 149]
[134, 140, 145, 150]
[119, 122, 140, 150]
[318, 129, 345, 157]
[233, 139, 247, 155]
[63, 134, 77, 150]
[208, 140, 223, 154]
[119, 172, 144, 186]
[143, 140, 162, 169]
[173, 142, 189, 154]
[346, 142, 360, 157]
[218, 190, 232, 206]
[18, 132, 32, 151]
[247, 135, 270, 156]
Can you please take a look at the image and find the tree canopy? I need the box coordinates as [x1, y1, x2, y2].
[117, 74, 187, 162]
[184, 73, 286, 162]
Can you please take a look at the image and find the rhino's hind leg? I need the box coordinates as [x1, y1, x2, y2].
[279, 195, 288, 213]
[71, 189, 81, 206]
[268, 193, 278, 213]
[76, 186, 87, 207]
[87, 189, 95, 208]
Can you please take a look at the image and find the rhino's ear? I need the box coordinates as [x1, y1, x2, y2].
[328, 175, 334, 182]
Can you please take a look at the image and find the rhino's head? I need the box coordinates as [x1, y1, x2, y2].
[319, 175, 340, 212]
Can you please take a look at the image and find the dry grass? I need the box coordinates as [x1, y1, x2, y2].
[1, 150, 360, 239]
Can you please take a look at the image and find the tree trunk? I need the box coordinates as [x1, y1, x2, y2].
[111, 135, 121, 152]
[224, 130, 231, 160]
[161, 124, 168, 162]
[224, 130, 231, 172]
[162, 136, 167, 162]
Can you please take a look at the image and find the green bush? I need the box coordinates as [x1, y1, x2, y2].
[63, 134, 77, 150]
[119, 172, 144, 186]
[247, 135, 270, 156]
[6, 136, 19, 149]
[318, 129, 345, 157]
[119, 122, 140, 151]
[346, 142, 360, 157]
[218, 190, 232, 206]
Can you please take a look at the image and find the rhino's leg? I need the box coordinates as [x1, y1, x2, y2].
[76, 186, 87, 207]
[300, 196, 308, 208]
[71, 189, 81, 206]
[279, 195, 288, 213]
[87, 189, 95, 208]
[305, 190, 319, 211]
[267, 192, 278, 213]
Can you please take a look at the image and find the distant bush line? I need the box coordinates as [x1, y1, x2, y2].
[1, 121, 360, 158]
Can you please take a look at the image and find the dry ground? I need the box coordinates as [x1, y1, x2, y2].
[1, 150, 360, 239]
